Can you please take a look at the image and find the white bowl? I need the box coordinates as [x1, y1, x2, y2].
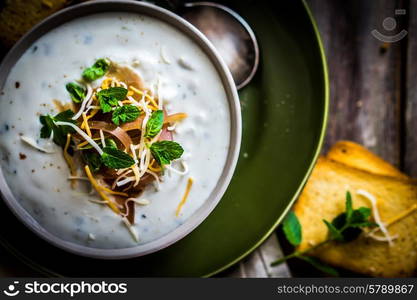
[0, 0, 241, 259]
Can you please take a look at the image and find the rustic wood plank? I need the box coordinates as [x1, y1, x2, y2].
[221, 234, 291, 278]
[281, 0, 407, 277]
[307, 0, 405, 167]
[405, 1, 417, 176]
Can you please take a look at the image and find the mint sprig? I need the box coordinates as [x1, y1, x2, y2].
[271, 191, 377, 276]
[145, 110, 164, 138]
[39, 109, 76, 148]
[112, 105, 140, 125]
[82, 151, 102, 173]
[101, 147, 135, 169]
[66, 82, 85, 103]
[97, 87, 128, 113]
[150, 141, 183, 166]
[82, 58, 110, 82]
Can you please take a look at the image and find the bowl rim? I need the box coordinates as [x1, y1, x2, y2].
[0, 0, 241, 259]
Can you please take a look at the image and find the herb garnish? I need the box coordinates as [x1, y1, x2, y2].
[145, 110, 164, 138]
[65, 82, 85, 103]
[101, 146, 135, 169]
[112, 105, 140, 125]
[150, 141, 184, 166]
[40, 109, 76, 147]
[82, 151, 102, 173]
[82, 58, 110, 82]
[105, 138, 118, 149]
[271, 191, 377, 276]
[97, 87, 128, 113]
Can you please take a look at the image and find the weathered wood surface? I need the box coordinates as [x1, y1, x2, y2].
[405, 0, 417, 176]
[223, 0, 412, 277]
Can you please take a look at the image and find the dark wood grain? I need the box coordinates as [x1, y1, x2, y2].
[405, 1, 417, 176]
[308, 0, 406, 167]
[278, 0, 410, 277]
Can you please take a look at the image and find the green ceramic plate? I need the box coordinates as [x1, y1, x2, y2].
[0, 0, 328, 277]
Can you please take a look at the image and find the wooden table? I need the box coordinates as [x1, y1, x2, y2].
[221, 0, 415, 277]
[1, 0, 414, 277]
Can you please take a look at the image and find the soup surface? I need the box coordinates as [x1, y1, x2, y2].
[0, 12, 230, 248]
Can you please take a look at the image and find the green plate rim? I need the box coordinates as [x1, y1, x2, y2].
[202, 0, 330, 277]
[0, 0, 329, 278]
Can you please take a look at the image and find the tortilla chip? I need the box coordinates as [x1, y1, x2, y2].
[294, 154, 417, 277]
[327, 141, 408, 179]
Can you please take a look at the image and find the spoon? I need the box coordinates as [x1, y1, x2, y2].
[166, 1, 259, 89]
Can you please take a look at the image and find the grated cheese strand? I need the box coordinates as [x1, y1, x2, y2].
[72, 83, 92, 120]
[21, 136, 55, 153]
[82, 112, 92, 137]
[122, 217, 139, 242]
[175, 177, 194, 217]
[99, 129, 106, 147]
[121, 198, 150, 218]
[356, 189, 395, 246]
[84, 165, 120, 214]
[55, 121, 103, 155]
[64, 134, 77, 188]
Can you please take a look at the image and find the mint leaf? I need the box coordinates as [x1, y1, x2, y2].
[283, 211, 302, 246]
[322, 191, 378, 242]
[98, 87, 128, 113]
[150, 141, 184, 166]
[39, 115, 54, 138]
[345, 191, 353, 223]
[82, 151, 102, 173]
[145, 110, 164, 138]
[299, 256, 339, 276]
[106, 138, 118, 149]
[39, 110, 76, 147]
[65, 82, 85, 103]
[54, 110, 75, 122]
[78, 138, 118, 150]
[112, 105, 140, 125]
[101, 147, 135, 169]
[82, 58, 110, 82]
[323, 219, 344, 242]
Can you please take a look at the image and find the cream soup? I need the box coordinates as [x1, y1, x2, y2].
[0, 12, 230, 248]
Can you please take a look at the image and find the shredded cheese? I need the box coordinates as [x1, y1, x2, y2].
[146, 170, 161, 190]
[149, 159, 162, 172]
[64, 134, 77, 188]
[101, 78, 112, 89]
[81, 108, 99, 129]
[175, 177, 194, 217]
[166, 160, 188, 176]
[116, 176, 136, 187]
[55, 121, 103, 155]
[82, 112, 92, 137]
[130, 86, 158, 107]
[99, 129, 106, 147]
[356, 189, 395, 246]
[67, 176, 89, 181]
[368, 204, 417, 237]
[20, 136, 55, 153]
[121, 217, 139, 242]
[84, 165, 120, 214]
[160, 46, 171, 64]
[385, 204, 417, 227]
[77, 137, 101, 149]
[72, 83, 92, 120]
[121, 197, 150, 218]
